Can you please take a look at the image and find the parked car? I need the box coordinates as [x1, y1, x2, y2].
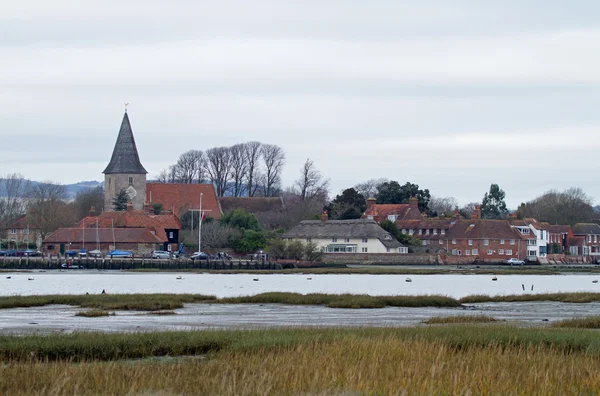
[106, 250, 134, 258]
[151, 251, 171, 259]
[0, 250, 7, 256]
[23, 250, 42, 257]
[214, 252, 232, 260]
[190, 252, 209, 261]
[504, 258, 525, 266]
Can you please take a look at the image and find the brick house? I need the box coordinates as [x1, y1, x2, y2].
[570, 223, 600, 258]
[546, 224, 574, 253]
[362, 196, 423, 222]
[43, 228, 163, 256]
[146, 183, 222, 220]
[5, 215, 41, 248]
[509, 218, 549, 261]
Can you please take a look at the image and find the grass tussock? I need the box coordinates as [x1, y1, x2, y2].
[552, 316, 600, 329]
[423, 315, 498, 324]
[460, 292, 600, 304]
[219, 292, 460, 309]
[148, 310, 177, 315]
[3, 328, 600, 394]
[75, 310, 114, 318]
[0, 293, 216, 311]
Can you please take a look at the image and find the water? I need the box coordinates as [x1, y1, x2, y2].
[1, 271, 599, 298]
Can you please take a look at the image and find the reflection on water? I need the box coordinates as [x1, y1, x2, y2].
[1, 271, 599, 299]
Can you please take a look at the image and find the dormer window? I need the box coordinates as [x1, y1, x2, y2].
[409, 230, 414, 235]
[367, 216, 374, 220]
[433, 229, 438, 235]
[387, 215, 397, 222]
[425, 229, 430, 235]
[418, 229, 422, 235]
[441, 229, 446, 235]
[402, 229, 407, 234]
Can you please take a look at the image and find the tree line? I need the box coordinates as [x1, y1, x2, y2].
[155, 142, 286, 197]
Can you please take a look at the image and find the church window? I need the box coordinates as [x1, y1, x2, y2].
[128, 177, 133, 186]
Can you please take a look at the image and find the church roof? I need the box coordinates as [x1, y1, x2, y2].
[103, 112, 147, 174]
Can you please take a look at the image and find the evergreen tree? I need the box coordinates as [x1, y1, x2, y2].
[481, 184, 508, 219]
[112, 189, 129, 211]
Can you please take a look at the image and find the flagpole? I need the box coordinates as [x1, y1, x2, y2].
[198, 193, 203, 252]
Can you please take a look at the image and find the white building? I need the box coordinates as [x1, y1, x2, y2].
[283, 218, 407, 254]
[511, 218, 549, 261]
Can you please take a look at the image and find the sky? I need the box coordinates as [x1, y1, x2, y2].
[2, 1, 600, 208]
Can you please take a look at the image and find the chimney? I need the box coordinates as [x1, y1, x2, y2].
[89, 206, 96, 217]
[453, 210, 460, 219]
[409, 196, 419, 212]
[471, 205, 481, 220]
[126, 202, 133, 213]
[321, 210, 329, 222]
[509, 212, 517, 219]
[366, 198, 376, 211]
[144, 203, 153, 214]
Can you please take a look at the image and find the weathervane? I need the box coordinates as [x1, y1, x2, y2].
[124, 102, 129, 113]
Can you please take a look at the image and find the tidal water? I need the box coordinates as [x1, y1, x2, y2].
[1, 271, 599, 298]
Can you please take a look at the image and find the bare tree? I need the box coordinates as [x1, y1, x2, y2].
[354, 178, 388, 199]
[0, 173, 28, 237]
[173, 150, 205, 183]
[261, 144, 285, 197]
[244, 141, 262, 197]
[295, 158, 329, 202]
[229, 144, 248, 197]
[27, 182, 75, 240]
[429, 196, 459, 217]
[519, 188, 594, 225]
[155, 165, 177, 183]
[73, 186, 105, 220]
[459, 202, 479, 219]
[204, 147, 232, 197]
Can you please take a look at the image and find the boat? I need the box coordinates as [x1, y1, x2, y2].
[27, 277, 34, 281]
[593, 280, 598, 284]
[176, 276, 184, 280]
[6, 276, 11, 279]
[307, 277, 312, 280]
[253, 278, 259, 281]
[405, 277, 412, 283]
[492, 276, 498, 281]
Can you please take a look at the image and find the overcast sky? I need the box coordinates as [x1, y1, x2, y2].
[2, 1, 600, 208]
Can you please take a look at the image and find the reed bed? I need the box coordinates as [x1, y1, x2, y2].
[219, 292, 461, 308]
[2, 328, 600, 395]
[423, 315, 498, 324]
[460, 292, 600, 304]
[147, 310, 177, 315]
[552, 316, 600, 329]
[75, 310, 114, 318]
[0, 293, 216, 311]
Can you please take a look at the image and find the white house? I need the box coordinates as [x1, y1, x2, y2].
[283, 218, 407, 254]
[510, 218, 549, 261]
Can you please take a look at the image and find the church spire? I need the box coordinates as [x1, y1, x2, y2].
[103, 112, 147, 175]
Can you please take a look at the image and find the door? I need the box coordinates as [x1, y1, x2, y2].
[60, 244, 65, 254]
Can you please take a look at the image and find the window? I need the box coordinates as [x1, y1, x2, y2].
[499, 249, 504, 255]
[527, 239, 537, 246]
[500, 239, 505, 245]
[128, 176, 133, 186]
[387, 215, 397, 221]
[24, 228, 30, 235]
[306, 238, 312, 242]
[466, 250, 471, 255]
[399, 247, 408, 254]
[595, 235, 598, 243]
[472, 249, 478, 255]
[402, 229, 407, 234]
[441, 229, 446, 235]
[439, 239, 443, 245]
[332, 238, 337, 242]
[510, 239, 515, 245]
[452, 249, 457, 255]
[589, 235, 592, 243]
[10, 228, 16, 234]
[345, 238, 350, 243]
[169, 232, 173, 239]
[108, 178, 111, 188]
[457, 250, 462, 256]
[484, 239, 489, 246]
[528, 250, 537, 256]
[488, 250, 493, 255]
[24, 238, 28, 243]
[362, 238, 368, 243]
[422, 240, 427, 246]
[418, 229, 422, 235]
[386, 248, 390, 253]
[452, 239, 456, 245]
[409, 230, 414, 235]
[468, 240, 473, 246]
[361, 247, 368, 253]
[433, 229, 438, 235]
[506, 249, 512, 255]
[425, 229, 430, 235]
[367, 216, 374, 220]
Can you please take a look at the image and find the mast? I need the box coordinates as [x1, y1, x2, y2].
[82, 217, 85, 251]
[198, 193, 203, 252]
[96, 218, 99, 250]
[112, 219, 116, 250]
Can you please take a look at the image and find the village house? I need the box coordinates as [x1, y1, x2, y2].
[546, 224, 574, 253]
[43, 228, 163, 256]
[361, 196, 423, 222]
[509, 218, 549, 261]
[570, 223, 600, 258]
[4, 215, 41, 248]
[283, 214, 407, 254]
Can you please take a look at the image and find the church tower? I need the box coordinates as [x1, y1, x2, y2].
[103, 111, 147, 211]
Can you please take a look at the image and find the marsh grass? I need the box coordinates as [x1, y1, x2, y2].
[552, 316, 600, 329]
[148, 310, 177, 315]
[3, 327, 600, 394]
[0, 293, 217, 311]
[75, 310, 114, 318]
[423, 315, 498, 324]
[460, 292, 600, 304]
[219, 292, 460, 308]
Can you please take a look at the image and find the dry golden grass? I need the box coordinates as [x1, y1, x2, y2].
[2, 335, 600, 395]
[74, 310, 114, 318]
[552, 316, 600, 329]
[423, 315, 498, 324]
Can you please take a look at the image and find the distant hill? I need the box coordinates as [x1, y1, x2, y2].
[0, 179, 103, 200]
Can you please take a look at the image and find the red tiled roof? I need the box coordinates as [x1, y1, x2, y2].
[7, 215, 30, 229]
[362, 204, 421, 222]
[146, 183, 221, 219]
[447, 220, 529, 240]
[44, 228, 163, 244]
[75, 210, 180, 242]
[396, 219, 454, 230]
[547, 225, 572, 234]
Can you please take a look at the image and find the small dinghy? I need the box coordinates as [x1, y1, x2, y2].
[253, 278, 259, 281]
[492, 276, 498, 281]
[593, 280, 598, 284]
[176, 276, 184, 280]
[6, 276, 11, 279]
[307, 277, 312, 280]
[405, 277, 412, 283]
[27, 277, 34, 281]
